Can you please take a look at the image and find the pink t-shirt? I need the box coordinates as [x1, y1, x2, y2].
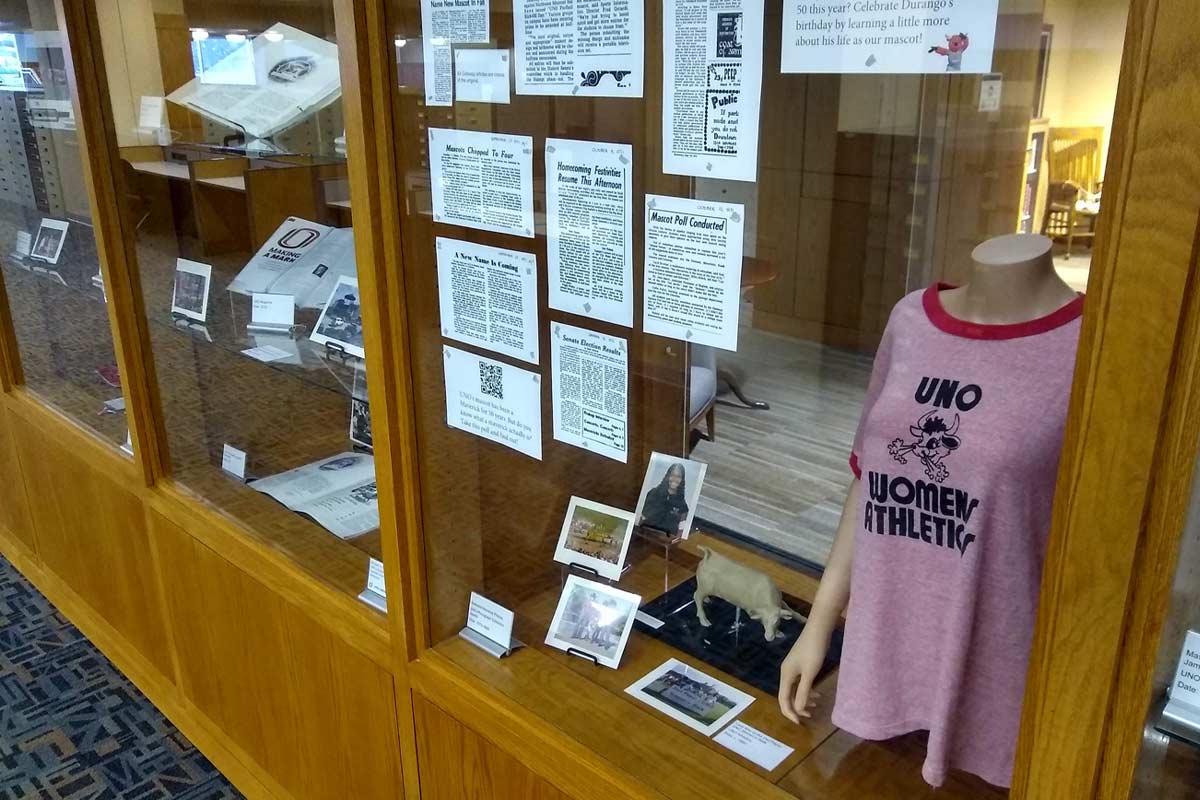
[832, 283, 1084, 788]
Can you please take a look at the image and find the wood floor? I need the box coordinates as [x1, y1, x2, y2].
[691, 306, 873, 566]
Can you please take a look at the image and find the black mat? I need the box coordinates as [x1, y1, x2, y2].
[635, 577, 843, 696]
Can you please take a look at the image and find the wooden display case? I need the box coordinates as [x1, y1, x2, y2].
[0, 1, 1198, 800]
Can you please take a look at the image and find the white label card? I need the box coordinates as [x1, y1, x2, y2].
[366, 558, 387, 598]
[241, 344, 292, 363]
[714, 721, 794, 771]
[15, 230, 30, 257]
[979, 73, 1003, 112]
[780, 0, 1000, 74]
[455, 49, 511, 104]
[251, 293, 296, 326]
[1171, 630, 1200, 709]
[466, 591, 515, 647]
[138, 95, 165, 129]
[221, 444, 248, 480]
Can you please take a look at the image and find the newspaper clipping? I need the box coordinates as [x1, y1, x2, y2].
[421, 0, 491, 105]
[642, 194, 745, 351]
[780, 0, 1000, 74]
[429, 127, 535, 238]
[551, 323, 628, 463]
[436, 237, 540, 364]
[662, 0, 764, 182]
[513, 0, 644, 97]
[546, 139, 634, 327]
[251, 453, 379, 539]
[444, 345, 543, 460]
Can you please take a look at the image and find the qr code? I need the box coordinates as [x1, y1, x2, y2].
[479, 362, 503, 399]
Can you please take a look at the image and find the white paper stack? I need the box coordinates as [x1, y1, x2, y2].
[167, 23, 341, 140]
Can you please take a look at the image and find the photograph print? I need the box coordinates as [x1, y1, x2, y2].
[545, 575, 641, 669]
[625, 657, 754, 736]
[349, 366, 373, 449]
[30, 218, 68, 264]
[311, 275, 365, 358]
[552, 496, 636, 581]
[633, 452, 707, 539]
[171, 258, 213, 322]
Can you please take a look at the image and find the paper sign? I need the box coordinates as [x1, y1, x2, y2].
[513, 0, 644, 97]
[241, 344, 292, 363]
[436, 237, 539, 364]
[551, 323, 628, 462]
[466, 591, 515, 647]
[443, 345, 543, 460]
[429, 128, 535, 238]
[251, 293, 296, 327]
[138, 95, 165, 129]
[221, 444, 248, 479]
[420, 0, 490, 106]
[366, 558, 387, 597]
[979, 73, 1003, 112]
[455, 49, 511, 104]
[714, 722, 794, 770]
[780, 0, 1000, 74]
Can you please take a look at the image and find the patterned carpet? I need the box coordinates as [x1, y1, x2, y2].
[0, 556, 242, 799]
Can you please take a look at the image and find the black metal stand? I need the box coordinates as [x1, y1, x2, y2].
[565, 647, 600, 665]
[323, 341, 353, 364]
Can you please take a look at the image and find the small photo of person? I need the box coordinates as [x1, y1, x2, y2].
[633, 452, 707, 540]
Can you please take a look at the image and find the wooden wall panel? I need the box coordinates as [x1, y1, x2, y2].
[150, 509, 403, 800]
[414, 694, 569, 800]
[9, 412, 173, 679]
[0, 406, 34, 553]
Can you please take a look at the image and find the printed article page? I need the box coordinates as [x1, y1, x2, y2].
[436, 236, 540, 364]
[514, 0, 645, 97]
[551, 323, 629, 463]
[250, 453, 379, 539]
[421, 0, 491, 105]
[642, 194, 745, 351]
[546, 138, 634, 327]
[663, 0, 764, 181]
[429, 128, 535, 238]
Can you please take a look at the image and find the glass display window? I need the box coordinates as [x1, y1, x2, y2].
[385, 0, 1132, 794]
[0, 1, 130, 451]
[92, 1, 381, 597]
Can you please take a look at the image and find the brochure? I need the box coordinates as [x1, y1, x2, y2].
[227, 218, 356, 308]
[250, 452, 379, 539]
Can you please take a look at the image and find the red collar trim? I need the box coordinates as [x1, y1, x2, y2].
[922, 282, 1085, 340]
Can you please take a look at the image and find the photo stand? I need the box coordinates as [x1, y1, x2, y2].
[634, 576, 843, 697]
[559, 561, 633, 589]
[634, 525, 684, 593]
[32, 265, 67, 286]
[171, 312, 213, 342]
[323, 341, 356, 365]
[565, 647, 600, 666]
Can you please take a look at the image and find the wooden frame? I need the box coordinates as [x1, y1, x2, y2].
[0, 0, 1195, 799]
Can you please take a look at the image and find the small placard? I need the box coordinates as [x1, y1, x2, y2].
[221, 444, 247, 480]
[15, 230, 30, 257]
[466, 591, 514, 647]
[714, 722, 795, 771]
[138, 95, 165, 130]
[635, 610, 664, 630]
[251, 293, 296, 327]
[366, 558, 386, 597]
[979, 74, 1003, 112]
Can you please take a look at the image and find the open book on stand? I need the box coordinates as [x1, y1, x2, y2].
[250, 452, 379, 539]
[227, 217, 356, 309]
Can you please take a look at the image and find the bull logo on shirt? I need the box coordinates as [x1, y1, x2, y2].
[888, 410, 961, 483]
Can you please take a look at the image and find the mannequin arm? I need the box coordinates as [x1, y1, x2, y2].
[778, 477, 860, 722]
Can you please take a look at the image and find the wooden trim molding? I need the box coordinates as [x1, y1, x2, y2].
[0, 264, 22, 391]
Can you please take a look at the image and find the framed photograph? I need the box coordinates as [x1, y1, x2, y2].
[633, 452, 707, 539]
[171, 258, 213, 322]
[349, 366, 373, 450]
[625, 658, 754, 736]
[544, 575, 641, 669]
[29, 218, 68, 264]
[553, 496, 636, 580]
[310, 275, 365, 358]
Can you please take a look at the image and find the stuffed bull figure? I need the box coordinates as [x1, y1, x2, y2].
[694, 546, 799, 641]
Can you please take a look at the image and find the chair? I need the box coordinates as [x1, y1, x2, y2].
[688, 344, 718, 451]
[1043, 180, 1098, 260]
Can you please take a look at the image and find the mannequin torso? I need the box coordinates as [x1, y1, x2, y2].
[938, 234, 1079, 324]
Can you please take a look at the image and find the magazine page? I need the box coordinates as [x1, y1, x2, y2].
[249, 452, 375, 509]
[293, 479, 379, 539]
[268, 227, 358, 308]
[227, 216, 332, 296]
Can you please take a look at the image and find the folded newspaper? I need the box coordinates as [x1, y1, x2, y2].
[227, 217, 356, 308]
[250, 452, 379, 539]
[167, 23, 341, 140]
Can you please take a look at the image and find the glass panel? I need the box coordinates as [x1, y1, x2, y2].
[1131, 455, 1200, 798]
[394, 0, 1127, 794]
[0, 2, 129, 451]
[95, 1, 379, 598]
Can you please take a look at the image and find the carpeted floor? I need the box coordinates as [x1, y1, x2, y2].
[0, 555, 242, 799]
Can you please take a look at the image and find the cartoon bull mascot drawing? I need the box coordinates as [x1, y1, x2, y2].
[888, 410, 961, 483]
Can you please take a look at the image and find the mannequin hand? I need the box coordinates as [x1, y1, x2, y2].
[778, 626, 828, 723]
